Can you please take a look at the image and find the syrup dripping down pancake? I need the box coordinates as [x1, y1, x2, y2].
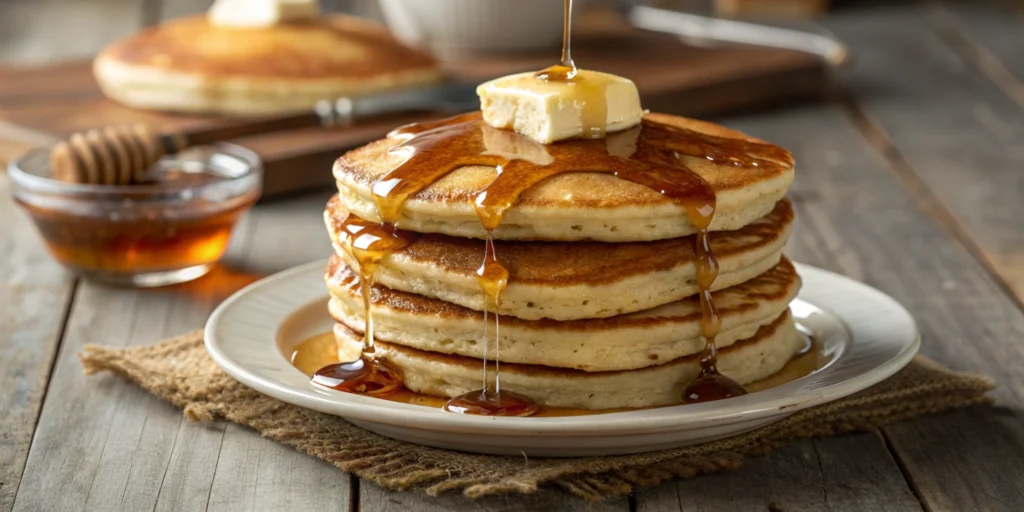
[326, 197, 793, 321]
[325, 256, 800, 372]
[332, 112, 793, 242]
[333, 310, 804, 410]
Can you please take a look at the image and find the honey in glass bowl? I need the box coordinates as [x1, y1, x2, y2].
[9, 143, 262, 287]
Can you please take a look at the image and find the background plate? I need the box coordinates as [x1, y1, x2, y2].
[205, 261, 919, 456]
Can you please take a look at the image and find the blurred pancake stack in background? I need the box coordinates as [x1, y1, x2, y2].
[93, 1, 442, 116]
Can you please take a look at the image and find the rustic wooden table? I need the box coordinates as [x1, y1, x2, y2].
[3, 1, 1024, 511]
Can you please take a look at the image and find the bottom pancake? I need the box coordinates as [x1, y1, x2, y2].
[335, 310, 804, 410]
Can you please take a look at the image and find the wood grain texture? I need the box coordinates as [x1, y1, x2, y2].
[929, 0, 1024, 302]
[359, 480, 628, 512]
[639, 435, 920, 512]
[720, 95, 1024, 510]
[11, 193, 337, 511]
[812, 434, 922, 512]
[825, 5, 1024, 314]
[0, 174, 76, 512]
[637, 442, 828, 512]
[202, 193, 343, 512]
[883, 407, 1024, 512]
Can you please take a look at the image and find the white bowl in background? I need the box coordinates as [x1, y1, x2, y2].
[378, 0, 586, 59]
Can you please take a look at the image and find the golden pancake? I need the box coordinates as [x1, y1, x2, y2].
[326, 197, 793, 320]
[94, 14, 442, 116]
[334, 311, 805, 409]
[333, 112, 794, 241]
[327, 256, 800, 372]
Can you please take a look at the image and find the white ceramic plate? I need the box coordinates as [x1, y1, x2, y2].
[205, 261, 919, 457]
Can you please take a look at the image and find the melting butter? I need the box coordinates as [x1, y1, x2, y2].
[477, 70, 644, 144]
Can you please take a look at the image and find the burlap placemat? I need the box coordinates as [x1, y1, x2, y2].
[79, 330, 994, 502]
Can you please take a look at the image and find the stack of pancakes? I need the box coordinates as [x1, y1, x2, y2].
[324, 114, 800, 410]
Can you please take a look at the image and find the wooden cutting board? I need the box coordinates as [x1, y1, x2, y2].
[0, 13, 826, 198]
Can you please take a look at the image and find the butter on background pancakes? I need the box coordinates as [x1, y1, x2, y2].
[327, 256, 801, 372]
[335, 311, 805, 410]
[94, 14, 441, 116]
[333, 113, 794, 241]
[326, 196, 794, 320]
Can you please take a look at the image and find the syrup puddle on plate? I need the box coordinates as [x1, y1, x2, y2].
[287, 328, 827, 417]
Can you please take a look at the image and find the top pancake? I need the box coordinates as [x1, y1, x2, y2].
[333, 112, 795, 241]
[94, 14, 442, 115]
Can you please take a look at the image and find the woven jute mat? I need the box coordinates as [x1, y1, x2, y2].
[79, 330, 993, 502]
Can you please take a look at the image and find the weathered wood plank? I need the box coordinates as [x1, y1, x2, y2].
[207, 425, 353, 512]
[638, 441, 828, 512]
[883, 407, 1024, 512]
[639, 434, 921, 512]
[826, 5, 1024, 312]
[360, 480, 628, 512]
[0, 0, 146, 64]
[813, 434, 922, 512]
[717, 94, 1024, 510]
[0, 174, 76, 512]
[203, 192, 347, 512]
[934, 1, 1024, 105]
[12, 273, 231, 512]
[10, 193, 339, 511]
[820, 9, 1024, 509]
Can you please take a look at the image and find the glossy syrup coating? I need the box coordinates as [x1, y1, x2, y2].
[312, 213, 417, 396]
[443, 389, 540, 417]
[318, 0, 791, 413]
[365, 111, 786, 412]
[312, 357, 404, 396]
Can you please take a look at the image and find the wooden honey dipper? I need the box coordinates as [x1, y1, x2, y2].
[51, 125, 166, 185]
[50, 118, 321, 186]
[48, 83, 480, 185]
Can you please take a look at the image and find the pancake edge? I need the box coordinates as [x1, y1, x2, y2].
[334, 310, 804, 409]
[333, 169, 793, 241]
[326, 257, 801, 371]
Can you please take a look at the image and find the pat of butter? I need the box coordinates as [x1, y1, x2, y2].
[209, 0, 319, 28]
[477, 70, 644, 144]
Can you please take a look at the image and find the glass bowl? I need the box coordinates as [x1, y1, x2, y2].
[9, 143, 262, 287]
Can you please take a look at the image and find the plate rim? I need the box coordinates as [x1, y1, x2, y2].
[205, 260, 920, 436]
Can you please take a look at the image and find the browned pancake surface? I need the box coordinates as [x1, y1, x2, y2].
[327, 197, 792, 286]
[99, 15, 437, 79]
[326, 256, 799, 332]
[334, 112, 794, 207]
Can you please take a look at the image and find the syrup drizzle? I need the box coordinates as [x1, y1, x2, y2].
[443, 232, 540, 417]
[312, 214, 416, 395]
[368, 113, 789, 413]
[533, 0, 612, 139]
[317, 0, 794, 413]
